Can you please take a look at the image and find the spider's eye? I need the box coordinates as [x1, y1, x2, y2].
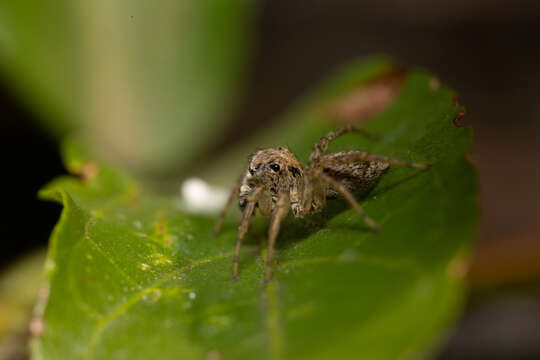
[269, 164, 280, 172]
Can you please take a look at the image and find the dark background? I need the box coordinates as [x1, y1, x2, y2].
[2, 1, 540, 359]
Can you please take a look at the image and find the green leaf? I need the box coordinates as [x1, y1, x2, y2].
[0, 250, 46, 359]
[0, 0, 255, 174]
[34, 59, 478, 360]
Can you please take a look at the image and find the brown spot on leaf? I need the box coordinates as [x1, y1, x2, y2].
[329, 68, 406, 125]
[453, 110, 467, 127]
[446, 256, 470, 281]
[156, 220, 166, 234]
[429, 76, 441, 91]
[29, 284, 50, 338]
[206, 351, 223, 360]
[464, 154, 476, 166]
[127, 184, 142, 208]
[29, 316, 44, 338]
[452, 96, 467, 127]
[79, 162, 100, 181]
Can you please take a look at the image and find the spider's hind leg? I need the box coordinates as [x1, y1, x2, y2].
[318, 172, 380, 231]
[341, 151, 431, 169]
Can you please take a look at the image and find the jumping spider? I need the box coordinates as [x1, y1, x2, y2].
[214, 125, 430, 281]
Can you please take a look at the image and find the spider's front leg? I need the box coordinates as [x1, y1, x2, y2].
[213, 175, 243, 235]
[265, 191, 290, 282]
[233, 186, 263, 280]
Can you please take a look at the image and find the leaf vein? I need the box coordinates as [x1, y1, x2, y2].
[265, 280, 284, 360]
[83, 218, 139, 287]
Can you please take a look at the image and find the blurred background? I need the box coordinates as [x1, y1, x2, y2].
[1, 1, 539, 359]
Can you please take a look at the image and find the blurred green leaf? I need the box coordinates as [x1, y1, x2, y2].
[0, 250, 46, 359]
[0, 0, 255, 174]
[34, 59, 477, 360]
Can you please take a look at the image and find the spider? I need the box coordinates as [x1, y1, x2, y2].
[213, 125, 430, 282]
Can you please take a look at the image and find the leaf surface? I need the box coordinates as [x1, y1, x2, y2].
[35, 59, 477, 360]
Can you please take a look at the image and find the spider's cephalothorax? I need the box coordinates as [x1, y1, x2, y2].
[214, 125, 430, 282]
[239, 147, 304, 217]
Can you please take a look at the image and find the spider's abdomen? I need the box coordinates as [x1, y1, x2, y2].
[322, 151, 389, 198]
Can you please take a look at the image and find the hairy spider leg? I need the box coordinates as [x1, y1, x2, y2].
[330, 151, 430, 169]
[317, 172, 380, 231]
[265, 191, 290, 282]
[309, 126, 354, 163]
[302, 173, 327, 214]
[309, 124, 380, 163]
[213, 175, 243, 235]
[310, 126, 430, 169]
[233, 187, 263, 279]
